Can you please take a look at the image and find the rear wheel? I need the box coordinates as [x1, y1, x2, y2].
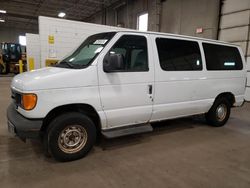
[44, 112, 96, 162]
[205, 97, 231, 127]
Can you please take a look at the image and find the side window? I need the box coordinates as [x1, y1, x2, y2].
[108, 35, 148, 71]
[156, 38, 202, 71]
[202, 43, 243, 70]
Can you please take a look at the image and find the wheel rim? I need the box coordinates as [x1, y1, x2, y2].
[216, 104, 227, 122]
[58, 125, 87, 154]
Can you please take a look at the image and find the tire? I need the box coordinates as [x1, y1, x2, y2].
[42, 132, 51, 158]
[44, 112, 96, 162]
[205, 97, 231, 127]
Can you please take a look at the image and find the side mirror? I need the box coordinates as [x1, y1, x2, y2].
[103, 53, 124, 72]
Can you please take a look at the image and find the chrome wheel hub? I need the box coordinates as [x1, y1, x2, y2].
[216, 104, 227, 121]
[58, 125, 87, 154]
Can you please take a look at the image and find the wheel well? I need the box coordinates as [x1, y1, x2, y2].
[215, 92, 235, 106]
[41, 104, 101, 133]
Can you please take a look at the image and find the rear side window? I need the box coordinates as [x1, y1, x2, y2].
[203, 43, 243, 70]
[156, 38, 202, 71]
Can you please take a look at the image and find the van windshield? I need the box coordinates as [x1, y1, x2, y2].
[56, 32, 116, 69]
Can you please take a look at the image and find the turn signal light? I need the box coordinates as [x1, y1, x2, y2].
[22, 94, 37, 110]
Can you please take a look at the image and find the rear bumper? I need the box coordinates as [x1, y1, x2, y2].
[7, 103, 43, 140]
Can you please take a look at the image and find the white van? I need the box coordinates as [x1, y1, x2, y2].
[7, 31, 250, 161]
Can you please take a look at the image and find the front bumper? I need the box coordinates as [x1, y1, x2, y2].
[7, 103, 43, 140]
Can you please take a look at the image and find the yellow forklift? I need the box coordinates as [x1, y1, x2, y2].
[0, 42, 26, 74]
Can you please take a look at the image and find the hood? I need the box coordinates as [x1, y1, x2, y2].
[11, 66, 98, 91]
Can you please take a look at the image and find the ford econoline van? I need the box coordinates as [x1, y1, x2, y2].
[7, 31, 250, 161]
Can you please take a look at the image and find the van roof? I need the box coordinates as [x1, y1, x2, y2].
[114, 30, 239, 47]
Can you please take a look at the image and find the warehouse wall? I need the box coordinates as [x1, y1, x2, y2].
[86, 0, 220, 39]
[160, 0, 220, 39]
[0, 0, 221, 43]
[87, 0, 150, 29]
[0, 26, 37, 43]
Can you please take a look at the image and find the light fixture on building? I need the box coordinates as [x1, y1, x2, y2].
[0, 19, 5, 22]
[58, 12, 66, 18]
[0, 10, 7, 14]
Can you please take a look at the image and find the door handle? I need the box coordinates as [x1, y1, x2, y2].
[148, 84, 152, 94]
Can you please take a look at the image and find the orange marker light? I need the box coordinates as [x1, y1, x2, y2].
[22, 94, 37, 110]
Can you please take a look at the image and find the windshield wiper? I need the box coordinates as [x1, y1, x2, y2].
[58, 61, 75, 68]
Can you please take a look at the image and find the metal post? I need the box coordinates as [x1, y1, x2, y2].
[19, 60, 23, 73]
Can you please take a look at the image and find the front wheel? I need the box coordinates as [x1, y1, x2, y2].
[45, 112, 96, 162]
[205, 98, 231, 127]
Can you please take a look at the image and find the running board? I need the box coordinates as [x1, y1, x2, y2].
[101, 123, 153, 138]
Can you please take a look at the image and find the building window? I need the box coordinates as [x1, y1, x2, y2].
[19, 36, 26, 46]
[137, 13, 148, 31]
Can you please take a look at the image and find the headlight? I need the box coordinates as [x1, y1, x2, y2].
[21, 93, 37, 110]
